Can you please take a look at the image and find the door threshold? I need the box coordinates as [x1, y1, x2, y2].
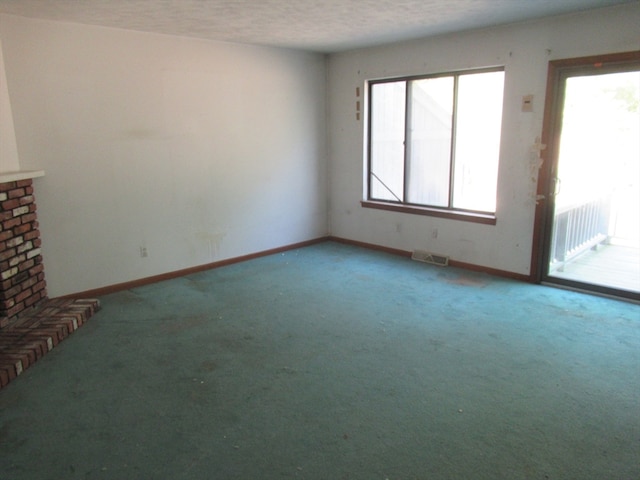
[541, 281, 640, 305]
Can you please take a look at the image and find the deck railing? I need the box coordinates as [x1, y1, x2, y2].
[550, 195, 611, 272]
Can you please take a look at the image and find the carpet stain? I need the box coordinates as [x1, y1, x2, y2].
[117, 291, 146, 304]
[160, 315, 207, 334]
[200, 360, 217, 372]
[187, 279, 210, 294]
[448, 275, 488, 287]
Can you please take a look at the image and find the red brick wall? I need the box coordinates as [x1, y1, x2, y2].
[0, 179, 47, 328]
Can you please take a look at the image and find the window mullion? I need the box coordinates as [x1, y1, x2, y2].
[403, 80, 411, 203]
[448, 75, 458, 209]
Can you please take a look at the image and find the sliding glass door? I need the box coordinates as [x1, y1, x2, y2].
[536, 52, 640, 301]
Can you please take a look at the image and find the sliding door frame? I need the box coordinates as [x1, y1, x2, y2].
[531, 50, 640, 300]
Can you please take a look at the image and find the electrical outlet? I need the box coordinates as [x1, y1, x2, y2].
[140, 246, 148, 258]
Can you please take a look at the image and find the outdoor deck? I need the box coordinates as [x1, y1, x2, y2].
[550, 243, 640, 293]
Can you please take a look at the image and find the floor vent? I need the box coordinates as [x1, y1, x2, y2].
[411, 249, 449, 266]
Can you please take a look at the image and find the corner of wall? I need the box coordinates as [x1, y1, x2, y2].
[0, 36, 21, 172]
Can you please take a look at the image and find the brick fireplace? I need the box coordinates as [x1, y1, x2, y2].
[0, 172, 100, 389]
[0, 178, 47, 326]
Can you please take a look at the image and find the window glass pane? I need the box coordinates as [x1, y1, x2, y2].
[453, 71, 504, 212]
[406, 77, 453, 207]
[370, 81, 406, 202]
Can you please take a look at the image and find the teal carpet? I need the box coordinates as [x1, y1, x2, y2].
[1, 242, 638, 479]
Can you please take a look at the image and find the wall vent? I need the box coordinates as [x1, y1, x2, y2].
[411, 249, 449, 267]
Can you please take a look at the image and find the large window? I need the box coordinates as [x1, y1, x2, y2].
[367, 68, 505, 220]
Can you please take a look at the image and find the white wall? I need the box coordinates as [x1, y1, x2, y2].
[0, 14, 328, 297]
[2, 4, 638, 297]
[0, 37, 19, 171]
[327, 3, 640, 276]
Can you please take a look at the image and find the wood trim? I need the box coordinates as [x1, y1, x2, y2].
[530, 50, 640, 282]
[542, 278, 640, 304]
[545, 50, 640, 70]
[530, 53, 563, 282]
[448, 259, 531, 283]
[361, 200, 497, 225]
[329, 236, 531, 282]
[329, 236, 413, 259]
[60, 235, 533, 299]
[57, 237, 330, 299]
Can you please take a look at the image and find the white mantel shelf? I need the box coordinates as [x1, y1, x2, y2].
[0, 170, 45, 183]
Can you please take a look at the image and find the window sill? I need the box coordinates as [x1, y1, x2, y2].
[361, 200, 497, 225]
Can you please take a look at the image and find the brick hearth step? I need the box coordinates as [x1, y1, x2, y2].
[0, 298, 100, 389]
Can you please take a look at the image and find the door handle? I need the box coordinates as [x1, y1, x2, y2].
[552, 177, 562, 197]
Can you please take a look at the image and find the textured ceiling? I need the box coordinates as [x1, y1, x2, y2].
[0, 0, 635, 52]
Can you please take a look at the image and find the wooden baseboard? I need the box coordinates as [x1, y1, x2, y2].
[328, 236, 532, 283]
[328, 236, 412, 259]
[448, 259, 531, 283]
[58, 237, 330, 299]
[59, 235, 532, 299]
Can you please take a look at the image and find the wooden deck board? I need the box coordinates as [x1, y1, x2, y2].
[550, 244, 640, 293]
